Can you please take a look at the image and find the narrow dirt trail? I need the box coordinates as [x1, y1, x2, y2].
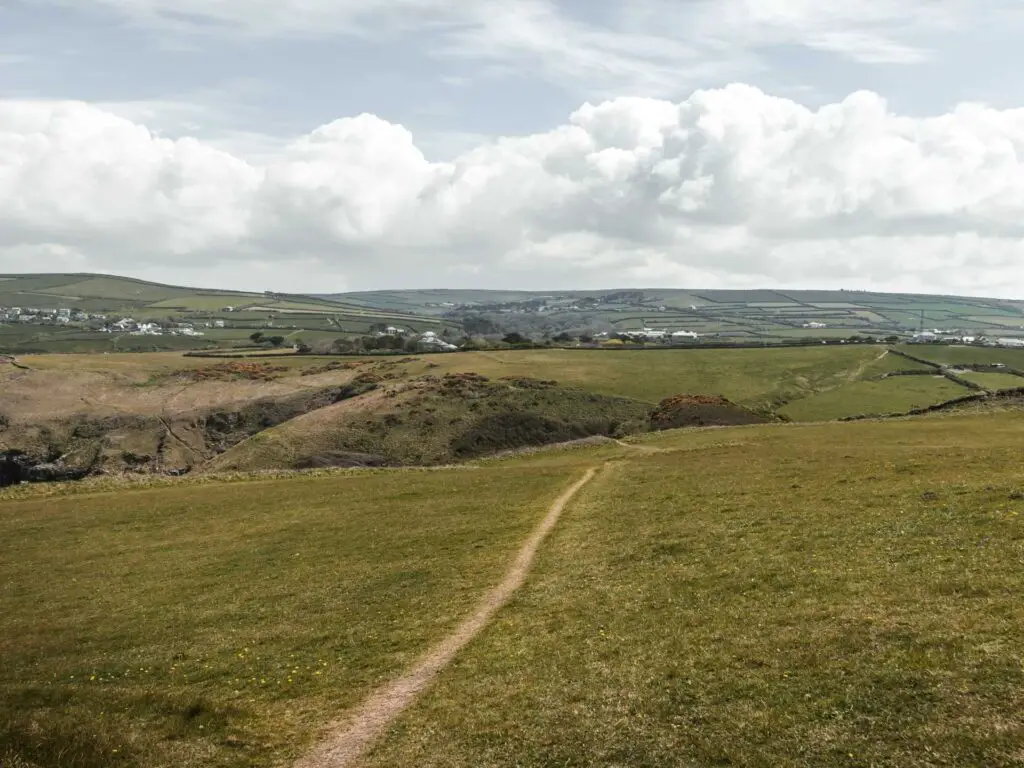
[848, 347, 890, 382]
[613, 438, 670, 454]
[293, 466, 600, 768]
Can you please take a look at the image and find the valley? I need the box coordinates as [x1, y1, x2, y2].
[5, 343, 1013, 484]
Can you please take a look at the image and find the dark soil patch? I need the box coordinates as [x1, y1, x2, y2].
[292, 452, 390, 470]
[451, 411, 620, 458]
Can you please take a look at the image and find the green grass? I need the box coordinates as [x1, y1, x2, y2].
[145, 295, 256, 311]
[5, 411, 1024, 767]
[955, 371, 1024, 391]
[778, 376, 971, 421]
[897, 344, 1024, 369]
[856, 351, 934, 378]
[408, 346, 886, 409]
[0, 465, 579, 768]
[364, 414, 1024, 768]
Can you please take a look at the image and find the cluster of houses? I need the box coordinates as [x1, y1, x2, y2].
[911, 329, 1024, 348]
[0, 306, 244, 338]
[596, 328, 700, 342]
[100, 318, 224, 337]
[374, 325, 459, 351]
[0, 307, 106, 325]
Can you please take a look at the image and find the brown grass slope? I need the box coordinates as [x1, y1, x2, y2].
[205, 374, 656, 472]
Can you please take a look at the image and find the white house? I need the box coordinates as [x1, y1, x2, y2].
[803, 322, 828, 329]
[996, 337, 1024, 348]
[417, 331, 458, 351]
[671, 330, 699, 340]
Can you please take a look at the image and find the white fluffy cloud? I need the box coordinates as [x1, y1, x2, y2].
[4, 85, 1024, 295]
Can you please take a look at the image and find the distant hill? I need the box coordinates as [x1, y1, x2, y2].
[0, 274, 458, 354]
[0, 273, 426, 318]
[321, 287, 1024, 342]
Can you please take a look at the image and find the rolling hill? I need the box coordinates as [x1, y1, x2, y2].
[322, 287, 1024, 343]
[0, 274, 459, 353]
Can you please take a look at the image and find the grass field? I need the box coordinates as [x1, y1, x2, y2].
[897, 344, 1024, 369]
[0, 465, 581, 768]
[3, 413, 1024, 766]
[778, 376, 971, 421]
[399, 346, 888, 409]
[855, 350, 934, 378]
[956, 371, 1024, 391]
[8, 345, 893, 410]
[363, 415, 1024, 768]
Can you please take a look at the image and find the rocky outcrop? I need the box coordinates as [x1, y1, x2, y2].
[0, 451, 88, 487]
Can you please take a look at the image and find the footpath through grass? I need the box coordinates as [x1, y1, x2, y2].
[0, 465, 578, 768]
[365, 414, 1024, 768]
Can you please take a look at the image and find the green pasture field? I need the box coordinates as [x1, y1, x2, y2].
[897, 344, 1024, 369]
[777, 376, 971, 421]
[403, 346, 887, 408]
[856, 351, 934, 377]
[955, 371, 1024, 391]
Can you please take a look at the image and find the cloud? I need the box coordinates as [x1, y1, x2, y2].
[39, 0, 994, 99]
[4, 85, 1024, 296]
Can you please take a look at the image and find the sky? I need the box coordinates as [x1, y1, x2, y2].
[4, 1, 1024, 296]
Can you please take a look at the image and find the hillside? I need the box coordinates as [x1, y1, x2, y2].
[7, 343, 1023, 485]
[324, 287, 1024, 343]
[8, 273, 1024, 354]
[0, 274, 457, 354]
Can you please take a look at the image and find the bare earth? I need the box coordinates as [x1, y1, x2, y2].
[293, 466, 600, 768]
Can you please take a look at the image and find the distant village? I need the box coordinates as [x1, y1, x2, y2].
[6, 302, 1024, 351]
[910, 329, 1024, 348]
[0, 306, 223, 337]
